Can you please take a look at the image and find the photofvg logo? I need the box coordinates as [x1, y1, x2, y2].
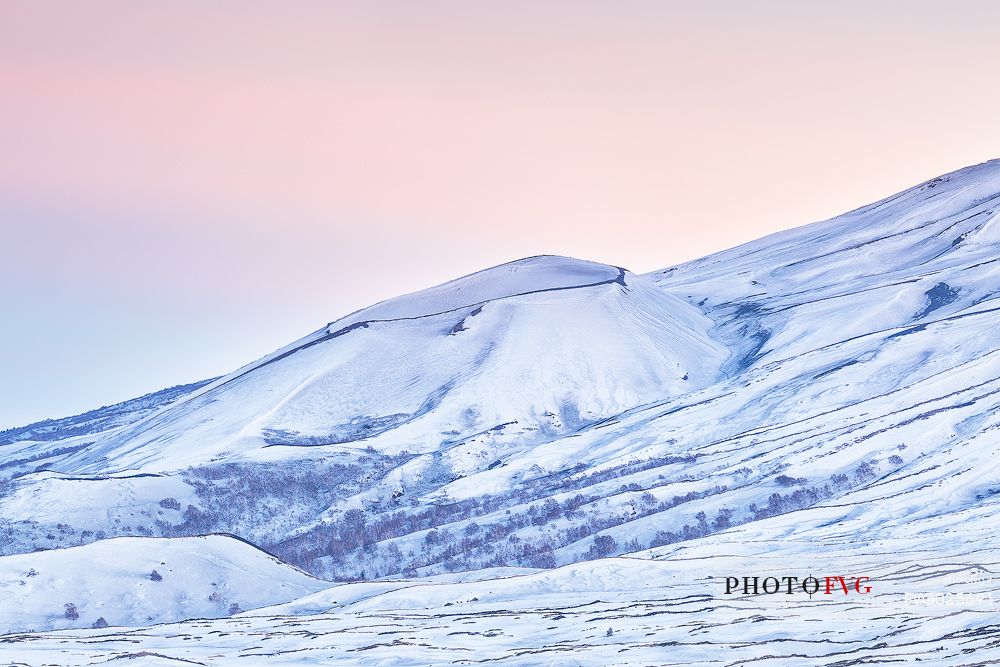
[723, 575, 871, 597]
[903, 566, 996, 608]
[719, 566, 998, 608]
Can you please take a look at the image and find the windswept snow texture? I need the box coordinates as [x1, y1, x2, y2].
[3, 160, 1000, 664]
[36, 255, 724, 474]
[5, 552, 1000, 665]
[0, 379, 212, 446]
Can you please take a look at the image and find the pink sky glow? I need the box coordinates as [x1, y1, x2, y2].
[2, 1, 999, 426]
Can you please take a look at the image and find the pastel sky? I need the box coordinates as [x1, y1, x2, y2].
[2, 1, 999, 428]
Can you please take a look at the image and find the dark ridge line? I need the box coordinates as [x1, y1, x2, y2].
[185, 267, 628, 400]
[743, 298, 1000, 377]
[321, 263, 625, 332]
[650, 168, 997, 282]
[0, 378, 218, 445]
[684, 354, 1000, 459]
[778, 202, 990, 271]
[651, 186, 941, 279]
[702, 292, 769, 309]
[200, 532, 328, 579]
[811, 359, 860, 380]
[661, 191, 996, 300]
[709, 247, 985, 315]
[916, 209, 1000, 267]
[84, 264, 628, 454]
[850, 387, 998, 447]
[964, 255, 1000, 271]
[41, 472, 165, 481]
[729, 277, 924, 316]
[321, 254, 612, 326]
[103, 652, 206, 666]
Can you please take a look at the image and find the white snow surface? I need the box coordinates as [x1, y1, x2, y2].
[42, 255, 726, 474]
[0, 535, 325, 633]
[3, 160, 1000, 664]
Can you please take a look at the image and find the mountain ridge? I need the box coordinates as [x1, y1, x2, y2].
[2, 160, 1000, 666]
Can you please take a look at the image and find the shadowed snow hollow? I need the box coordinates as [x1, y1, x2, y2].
[64, 256, 727, 473]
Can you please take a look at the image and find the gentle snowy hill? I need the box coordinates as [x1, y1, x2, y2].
[0, 535, 326, 632]
[44, 256, 726, 474]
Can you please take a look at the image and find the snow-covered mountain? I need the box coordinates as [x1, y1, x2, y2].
[32, 256, 725, 475]
[2, 160, 1000, 664]
[0, 256, 732, 574]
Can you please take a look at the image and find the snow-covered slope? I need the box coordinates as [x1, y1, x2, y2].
[5, 551, 1000, 665]
[0, 380, 213, 448]
[0, 256, 730, 565]
[0, 535, 326, 632]
[3, 160, 1000, 664]
[48, 256, 726, 473]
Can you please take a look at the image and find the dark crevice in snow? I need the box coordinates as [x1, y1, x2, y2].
[913, 282, 959, 320]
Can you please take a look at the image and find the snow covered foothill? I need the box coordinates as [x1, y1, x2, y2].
[0, 535, 327, 632]
[0, 471, 197, 530]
